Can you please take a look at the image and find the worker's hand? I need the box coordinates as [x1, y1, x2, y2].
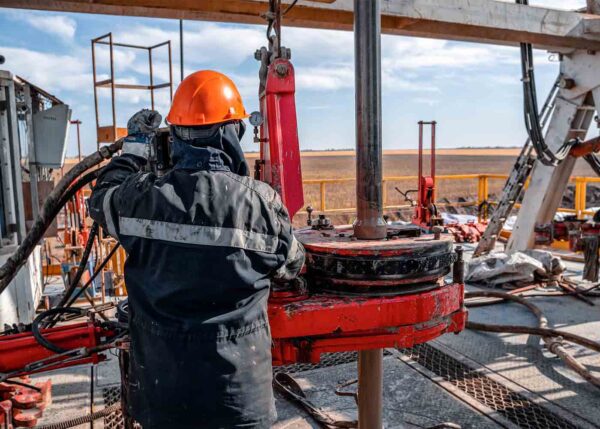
[127, 109, 162, 136]
[122, 109, 162, 160]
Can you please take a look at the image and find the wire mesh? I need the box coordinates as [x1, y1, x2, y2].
[401, 344, 581, 429]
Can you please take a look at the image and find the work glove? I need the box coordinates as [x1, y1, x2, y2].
[127, 109, 162, 136]
[122, 109, 162, 160]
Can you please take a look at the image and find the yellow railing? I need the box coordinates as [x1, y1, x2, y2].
[303, 174, 600, 220]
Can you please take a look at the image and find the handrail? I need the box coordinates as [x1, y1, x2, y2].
[302, 174, 600, 219]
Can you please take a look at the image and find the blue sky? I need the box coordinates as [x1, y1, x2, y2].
[0, 0, 587, 156]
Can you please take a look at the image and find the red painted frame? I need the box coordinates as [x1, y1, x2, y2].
[269, 282, 467, 365]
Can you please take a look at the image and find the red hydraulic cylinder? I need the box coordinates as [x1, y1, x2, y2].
[0, 323, 106, 375]
[259, 58, 304, 219]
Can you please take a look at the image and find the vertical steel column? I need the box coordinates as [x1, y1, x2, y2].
[148, 47, 155, 110]
[179, 20, 184, 82]
[354, 1, 385, 428]
[23, 84, 40, 221]
[431, 121, 437, 195]
[353, 0, 386, 241]
[418, 121, 424, 209]
[109, 33, 117, 145]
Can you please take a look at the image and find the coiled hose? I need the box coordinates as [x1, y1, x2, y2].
[0, 139, 123, 295]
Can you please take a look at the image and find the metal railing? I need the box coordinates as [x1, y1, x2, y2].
[303, 174, 600, 220]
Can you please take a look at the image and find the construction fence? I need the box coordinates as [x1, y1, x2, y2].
[303, 174, 600, 220]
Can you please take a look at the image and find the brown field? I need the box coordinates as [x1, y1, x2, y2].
[65, 149, 599, 225]
[287, 150, 598, 225]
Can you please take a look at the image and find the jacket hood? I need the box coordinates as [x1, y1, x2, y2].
[170, 121, 249, 176]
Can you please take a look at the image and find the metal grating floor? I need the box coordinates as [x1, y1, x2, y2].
[103, 385, 125, 429]
[102, 347, 583, 429]
[273, 351, 364, 374]
[401, 344, 581, 429]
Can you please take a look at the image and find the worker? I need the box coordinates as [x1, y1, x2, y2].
[89, 70, 305, 428]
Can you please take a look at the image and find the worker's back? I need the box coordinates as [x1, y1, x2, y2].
[115, 166, 286, 329]
[89, 135, 303, 428]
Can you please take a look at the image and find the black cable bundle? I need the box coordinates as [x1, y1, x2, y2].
[517, 0, 574, 166]
[584, 153, 600, 176]
[0, 139, 123, 295]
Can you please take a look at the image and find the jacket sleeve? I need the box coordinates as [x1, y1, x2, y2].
[272, 200, 305, 281]
[88, 152, 147, 238]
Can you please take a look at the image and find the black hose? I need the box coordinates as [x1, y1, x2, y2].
[117, 299, 129, 324]
[584, 153, 600, 176]
[4, 379, 42, 392]
[31, 307, 87, 354]
[53, 223, 99, 312]
[517, 0, 573, 166]
[64, 243, 121, 308]
[0, 139, 123, 294]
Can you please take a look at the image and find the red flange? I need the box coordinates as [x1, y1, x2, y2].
[268, 227, 467, 365]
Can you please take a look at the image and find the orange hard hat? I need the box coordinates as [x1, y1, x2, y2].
[166, 70, 249, 126]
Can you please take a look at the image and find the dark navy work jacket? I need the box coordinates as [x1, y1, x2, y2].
[89, 138, 304, 428]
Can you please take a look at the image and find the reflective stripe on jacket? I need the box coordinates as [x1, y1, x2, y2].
[89, 145, 304, 428]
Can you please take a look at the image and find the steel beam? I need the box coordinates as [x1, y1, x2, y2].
[3, 0, 600, 51]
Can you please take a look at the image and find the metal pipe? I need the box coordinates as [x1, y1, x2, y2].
[431, 121, 436, 195]
[148, 48, 155, 110]
[168, 41, 174, 100]
[358, 349, 383, 429]
[418, 121, 424, 211]
[354, 1, 385, 427]
[91, 40, 100, 150]
[71, 120, 82, 162]
[109, 33, 117, 145]
[179, 19, 184, 82]
[353, 0, 386, 240]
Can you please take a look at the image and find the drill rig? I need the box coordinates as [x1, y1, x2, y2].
[0, 2, 466, 428]
[254, 1, 466, 427]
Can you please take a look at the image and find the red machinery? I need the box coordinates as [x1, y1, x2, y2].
[256, 5, 466, 428]
[413, 121, 442, 229]
[269, 225, 466, 365]
[0, 3, 466, 428]
[0, 316, 119, 428]
[406, 120, 487, 242]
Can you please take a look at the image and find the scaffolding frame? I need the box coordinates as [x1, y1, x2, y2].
[91, 33, 173, 148]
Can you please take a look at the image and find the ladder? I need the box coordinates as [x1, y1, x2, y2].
[473, 77, 560, 257]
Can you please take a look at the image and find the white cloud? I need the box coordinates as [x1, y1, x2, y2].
[115, 23, 264, 68]
[0, 46, 90, 93]
[22, 15, 77, 40]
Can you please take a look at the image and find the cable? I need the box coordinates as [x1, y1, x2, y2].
[53, 223, 100, 312]
[4, 379, 42, 392]
[516, 0, 574, 166]
[283, 0, 299, 15]
[584, 153, 600, 175]
[0, 139, 123, 294]
[64, 243, 121, 308]
[31, 307, 87, 354]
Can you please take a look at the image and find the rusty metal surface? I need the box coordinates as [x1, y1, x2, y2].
[296, 226, 456, 292]
[296, 226, 453, 255]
